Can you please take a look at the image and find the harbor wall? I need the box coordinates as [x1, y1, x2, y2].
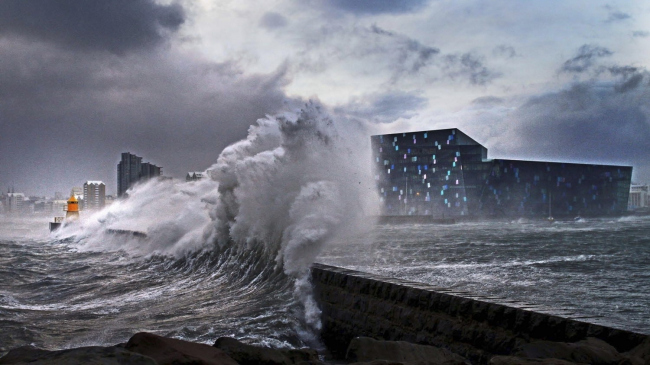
[310, 263, 648, 364]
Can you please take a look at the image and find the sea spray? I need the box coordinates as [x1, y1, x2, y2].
[55, 102, 378, 344]
[55, 176, 219, 256]
[206, 102, 378, 339]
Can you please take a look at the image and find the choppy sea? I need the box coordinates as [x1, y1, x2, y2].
[1, 214, 648, 356]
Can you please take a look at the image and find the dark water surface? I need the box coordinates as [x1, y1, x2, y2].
[0, 216, 299, 355]
[320, 215, 650, 335]
[1, 215, 649, 356]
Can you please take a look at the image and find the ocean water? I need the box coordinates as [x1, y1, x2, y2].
[0, 215, 301, 355]
[2, 215, 649, 357]
[320, 215, 650, 335]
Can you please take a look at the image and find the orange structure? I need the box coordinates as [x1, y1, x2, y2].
[65, 194, 80, 221]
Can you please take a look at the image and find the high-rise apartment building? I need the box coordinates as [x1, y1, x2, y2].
[5, 192, 25, 213]
[117, 152, 162, 197]
[140, 162, 162, 179]
[372, 128, 632, 218]
[83, 181, 106, 211]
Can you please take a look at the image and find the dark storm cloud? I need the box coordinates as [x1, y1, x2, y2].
[259, 12, 288, 29]
[632, 31, 649, 38]
[608, 66, 645, 93]
[334, 91, 428, 123]
[343, 25, 499, 86]
[560, 44, 613, 74]
[322, 0, 429, 15]
[605, 10, 631, 23]
[0, 0, 184, 54]
[0, 39, 295, 195]
[492, 45, 517, 59]
[442, 52, 499, 85]
[367, 25, 440, 81]
[471, 96, 504, 105]
[503, 70, 650, 181]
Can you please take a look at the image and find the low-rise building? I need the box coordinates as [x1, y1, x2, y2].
[186, 172, 206, 181]
[628, 184, 649, 211]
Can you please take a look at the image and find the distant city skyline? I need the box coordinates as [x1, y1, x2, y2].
[0, 1, 649, 196]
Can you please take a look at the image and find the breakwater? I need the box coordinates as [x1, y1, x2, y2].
[311, 263, 648, 364]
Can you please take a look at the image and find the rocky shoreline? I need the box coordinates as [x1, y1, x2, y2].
[1, 331, 649, 365]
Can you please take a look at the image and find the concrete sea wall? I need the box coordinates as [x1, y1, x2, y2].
[311, 263, 648, 364]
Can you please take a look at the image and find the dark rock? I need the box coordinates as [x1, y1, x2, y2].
[488, 355, 586, 365]
[346, 337, 470, 365]
[126, 332, 238, 365]
[625, 336, 650, 365]
[349, 361, 407, 365]
[512, 337, 624, 365]
[214, 336, 322, 365]
[0, 344, 157, 365]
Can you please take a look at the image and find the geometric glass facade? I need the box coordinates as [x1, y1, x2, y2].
[372, 129, 632, 218]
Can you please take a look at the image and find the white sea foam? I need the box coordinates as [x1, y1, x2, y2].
[55, 102, 379, 340]
[204, 102, 379, 334]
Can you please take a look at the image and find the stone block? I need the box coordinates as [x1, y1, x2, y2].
[399, 307, 414, 327]
[514, 310, 531, 333]
[457, 298, 474, 318]
[418, 291, 432, 311]
[405, 288, 421, 307]
[471, 300, 490, 322]
[563, 320, 588, 343]
[389, 286, 408, 303]
[438, 294, 452, 313]
[436, 317, 455, 339]
[544, 316, 567, 342]
[486, 304, 506, 327]
[423, 315, 440, 333]
[376, 282, 391, 300]
[586, 324, 608, 340]
[427, 292, 442, 312]
[500, 307, 517, 330]
[353, 296, 369, 312]
[527, 312, 549, 338]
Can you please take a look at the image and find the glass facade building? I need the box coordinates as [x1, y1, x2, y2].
[371, 129, 632, 218]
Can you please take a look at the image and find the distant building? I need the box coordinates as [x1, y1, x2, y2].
[141, 162, 162, 179]
[628, 184, 649, 211]
[186, 172, 206, 181]
[117, 152, 162, 197]
[71, 186, 83, 200]
[83, 181, 106, 211]
[372, 128, 632, 218]
[5, 192, 25, 213]
[52, 200, 67, 214]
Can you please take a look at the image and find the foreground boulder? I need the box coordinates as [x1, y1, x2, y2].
[511, 337, 625, 365]
[625, 336, 650, 365]
[488, 356, 586, 365]
[214, 337, 322, 365]
[126, 332, 239, 365]
[0, 344, 157, 365]
[345, 337, 470, 365]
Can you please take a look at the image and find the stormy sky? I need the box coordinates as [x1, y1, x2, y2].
[1, 0, 649, 196]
